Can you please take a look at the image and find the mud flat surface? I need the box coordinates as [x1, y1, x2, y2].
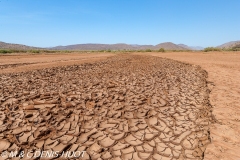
[0, 53, 113, 74]
[0, 55, 213, 159]
[147, 52, 240, 160]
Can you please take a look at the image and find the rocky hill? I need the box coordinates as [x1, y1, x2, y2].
[0, 41, 40, 50]
[178, 44, 204, 50]
[0, 41, 202, 51]
[217, 41, 240, 49]
[51, 42, 189, 51]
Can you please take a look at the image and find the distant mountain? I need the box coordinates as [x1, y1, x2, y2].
[51, 42, 189, 51]
[155, 42, 188, 50]
[190, 46, 204, 50]
[0, 41, 40, 50]
[3, 40, 240, 51]
[52, 43, 135, 50]
[178, 44, 192, 50]
[178, 44, 204, 50]
[217, 40, 240, 49]
[0, 41, 191, 51]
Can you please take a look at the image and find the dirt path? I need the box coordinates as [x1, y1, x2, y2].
[0, 55, 212, 159]
[146, 52, 240, 160]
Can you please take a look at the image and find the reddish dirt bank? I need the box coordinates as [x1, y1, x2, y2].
[145, 51, 240, 160]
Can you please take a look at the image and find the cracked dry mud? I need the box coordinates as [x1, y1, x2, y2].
[0, 55, 213, 160]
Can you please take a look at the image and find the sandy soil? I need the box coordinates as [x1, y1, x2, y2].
[144, 51, 240, 160]
[0, 52, 239, 159]
[0, 53, 114, 74]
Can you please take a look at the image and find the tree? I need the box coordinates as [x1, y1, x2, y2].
[158, 48, 165, 52]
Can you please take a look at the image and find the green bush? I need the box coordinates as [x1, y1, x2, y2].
[231, 48, 240, 51]
[29, 50, 40, 53]
[204, 47, 221, 52]
[158, 48, 165, 52]
[42, 50, 58, 53]
[0, 49, 27, 54]
[0, 50, 12, 54]
[145, 49, 152, 52]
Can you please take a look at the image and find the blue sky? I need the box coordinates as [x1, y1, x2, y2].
[0, 0, 239, 47]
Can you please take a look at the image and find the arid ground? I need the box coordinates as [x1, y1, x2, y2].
[0, 53, 114, 74]
[0, 52, 239, 160]
[143, 51, 240, 160]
